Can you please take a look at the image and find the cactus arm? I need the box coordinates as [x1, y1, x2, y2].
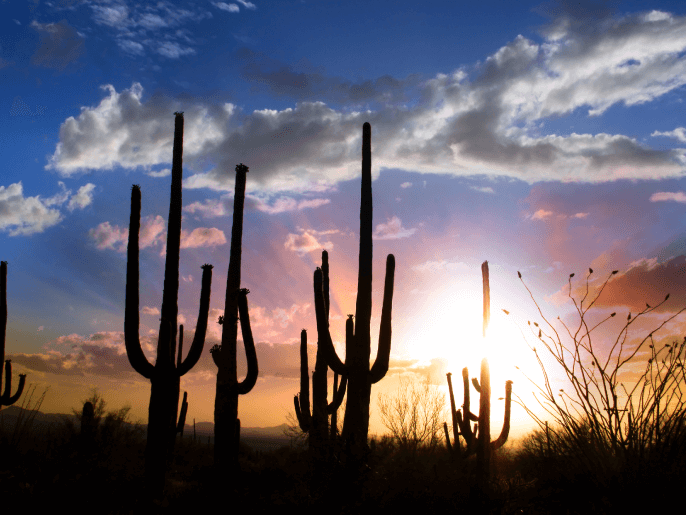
[322, 250, 330, 318]
[446, 372, 460, 455]
[491, 380, 513, 450]
[0, 361, 26, 405]
[124, 185, 154, 379]
[314, 268, 347, 375]
[236, 288, 258, 394]
[328, 372, 347, 413]
[1, 261, 6, 390]
[369, 254, 395, 384]
[443, 421, 453, 453]
[177, 391, 188, 433]
[296, 329, 312, 430]
[176, 325, 184, 368]
[472, 377, 481, 393]
[177, 264, 213, 376]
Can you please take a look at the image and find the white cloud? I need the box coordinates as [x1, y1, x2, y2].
[236, 0, 257, 10]
[650, 191, 686, 203]
[412, 259, 470, 273]
[400, 182, 412, 189]
[0, 182, 63, 236]
[67, 183, 96, 211]
[284, 229, 335, 255]
[373, 216, 416, 240]
[46, 10, 686, 189]
[145, 168, 171, 178]
[214, 2, 240, 12]
[249, 195, 331, 214]
[141, 306, 161, 315]
[652, 127, 686, 143]
[157, 41, 195, 59]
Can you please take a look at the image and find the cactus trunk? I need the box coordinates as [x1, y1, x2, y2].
[0, 262, 27, 409]
[211, 163, 258, 470]
[316, 123, 395, 464]
[124, 112, 213, 498]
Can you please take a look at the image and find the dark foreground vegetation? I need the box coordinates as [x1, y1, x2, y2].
[0, 397, 684, 515]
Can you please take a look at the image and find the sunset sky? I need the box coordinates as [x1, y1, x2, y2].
[2, 0, 686, 442]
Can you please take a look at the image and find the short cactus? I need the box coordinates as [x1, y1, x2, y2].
[294, 250, 347, 459]
[443, 261, 513, 484]
[0, 261, 27, 408]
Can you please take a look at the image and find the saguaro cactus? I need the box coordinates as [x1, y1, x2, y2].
[0, 261, 26, 408]
[210, 163, 258, 469]
[124, 112, 214, 497]
[443, 261, 513, 483]
[294, 251, 347, 459]
[316, 122, 396, 462]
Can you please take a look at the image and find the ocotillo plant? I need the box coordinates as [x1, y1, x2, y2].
[124, 112, 214, 497]
[0, 261, 26, 408]
[316, 122, 396, 462]
[210, 162, 258, 469]
[294, 252, 347, 459]
[443, 261, 513, 484]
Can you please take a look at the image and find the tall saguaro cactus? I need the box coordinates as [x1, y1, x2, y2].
[124, 112, 214, 497]
[443, 261, 513, 483]
[0, 261, 27, 408]
[316, 122, 396, 462]
[294, 250, 347, 459]
[210, 163, 258, 469]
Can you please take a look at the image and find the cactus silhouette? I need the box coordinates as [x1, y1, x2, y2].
[0, 261, 27, 408]
[210, 163, 258, 469]
[177, 390, 188, 439]
[294, 251, 347, 459]
[316, 122, 396, 463]
[124, 112, 214, 497]
[443, 261, 513, 484]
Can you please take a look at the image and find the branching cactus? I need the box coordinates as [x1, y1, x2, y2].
[0, 261, 26, 408]
[443, 261, 513, 483]
[124, 112, 214, 497]
[315, 123, 396, 462]
[210, 162, 258, 469]
[294, 251, 347, 459]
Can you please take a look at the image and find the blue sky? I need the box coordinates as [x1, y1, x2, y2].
[2, 0, 686, 440]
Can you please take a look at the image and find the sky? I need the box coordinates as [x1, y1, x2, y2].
[2, 0, 686, 443]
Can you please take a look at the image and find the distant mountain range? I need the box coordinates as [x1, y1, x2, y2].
[0, 406, 294, 451]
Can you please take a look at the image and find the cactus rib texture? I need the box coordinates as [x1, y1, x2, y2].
[315, 123, 396, 461]
[0, 261, 27, 408]
[211, 163, 259, 469]
[124, 112, 214, 497]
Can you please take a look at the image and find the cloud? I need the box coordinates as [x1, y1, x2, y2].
[531, 209, 555, 220]
[0, 182, 63, 236]
[248, 195, 331, 214]
[650, 191, 686, 203]
[10, 97, 47, 117]
[145, 168, 171, 178]
[373, 216, 416, 240]
[400, 182, 412, 189]
[552, 255, 686, 313]
[284, 229, 335, 255]
[214, 2, 240, 12]
[89, 214, 164, 251]
[141, 306, 161, 315]
[236, 0, 257, 10]
[180, 227, 227, 248]
[47, 11, 686, 190]
[652, 127, 686, 143]
[30, 20, 84, 70]
[470, 186, 495, 194]
[185, 197, 230, 217]
[412, 259, 470, 273]
[67, 183, 96, 211]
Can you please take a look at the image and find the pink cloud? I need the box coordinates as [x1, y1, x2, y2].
[180, 227, 227, 248]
